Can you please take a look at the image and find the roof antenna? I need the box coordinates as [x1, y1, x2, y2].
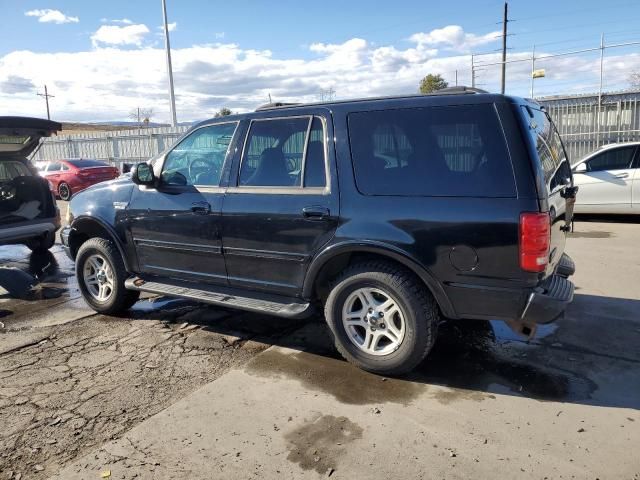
[268, 93, 272, 104]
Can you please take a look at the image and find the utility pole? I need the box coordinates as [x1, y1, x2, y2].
[161, 0, 177, 127]
[36, 85, 54, 120]
[501, 2, 509, 94]
[530, 45, 536, 98]
[455, 70, 458, 86]
[471, 54, 476, 88]
[596, 33, 605, 147]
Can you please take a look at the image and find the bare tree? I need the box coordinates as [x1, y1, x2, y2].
[630, 72, 640, 89]
[128, 107, 154, 127]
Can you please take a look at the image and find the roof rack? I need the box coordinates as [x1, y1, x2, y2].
[255, 102, 301, 112]
[431, 86, 489, 95]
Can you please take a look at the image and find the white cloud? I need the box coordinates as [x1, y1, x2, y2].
[101, 18, 133, 25]
[2, 28, 639, 124]
[157, 22, 177, 33]
[91, 24, 150, 47]
[410, 25, 501, 52]
[215, 32, 225, 39]
[25, 9, 79, 24]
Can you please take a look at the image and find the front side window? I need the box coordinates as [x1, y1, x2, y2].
[239, 116, 328, 188]
[161, 123, 237, 186]
[47, 162, 61, 172]
[586, 146, 635, 172]
[348, 104, 515, 197]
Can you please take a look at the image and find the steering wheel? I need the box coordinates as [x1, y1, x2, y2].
[188, 157, 214, 183]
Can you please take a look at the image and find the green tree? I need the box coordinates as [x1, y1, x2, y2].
[214, 107, 233, 117]
[419, 74, 448, 94]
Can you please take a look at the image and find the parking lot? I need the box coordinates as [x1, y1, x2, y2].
[1, 215, 639, 479]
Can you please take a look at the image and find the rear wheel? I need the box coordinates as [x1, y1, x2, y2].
[324, 261, 439, 375]
[76, 238, 139, 314]
[58, 182, 71, 201]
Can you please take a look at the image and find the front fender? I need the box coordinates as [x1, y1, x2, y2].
[303, 240, 457, 319]
[69, 215, 132, 271]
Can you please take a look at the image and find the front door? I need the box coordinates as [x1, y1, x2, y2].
[574, 145, 637, 212]
[220, 113, 339, 296]
[126, 121, 240, 284]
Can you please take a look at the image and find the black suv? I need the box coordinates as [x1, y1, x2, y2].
[62, 88, 577, 374]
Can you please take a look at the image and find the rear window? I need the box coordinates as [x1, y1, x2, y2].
[66, 160, 109, 168]
[347, 104, 516, 197]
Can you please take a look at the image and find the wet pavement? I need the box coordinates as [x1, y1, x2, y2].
[1, 219, 639, 478]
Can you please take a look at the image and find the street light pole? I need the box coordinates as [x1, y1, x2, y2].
[162, 0, 177, 127]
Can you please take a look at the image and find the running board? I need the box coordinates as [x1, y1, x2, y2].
[124, 276, 313, 319]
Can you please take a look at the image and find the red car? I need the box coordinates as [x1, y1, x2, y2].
[39, 159, 119, 201]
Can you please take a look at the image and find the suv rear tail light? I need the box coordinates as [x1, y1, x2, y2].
[519, 212, 550, 272]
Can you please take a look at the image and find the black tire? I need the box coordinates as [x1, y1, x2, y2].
[58, 182, 71, 201]
[324, 261, 439, 375]
[26, 232, 56, 252]
[76, 237, 140, 314]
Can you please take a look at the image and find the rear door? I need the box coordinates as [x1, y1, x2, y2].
[522, 106, 574, 273]
[573, 146, 636, 212]
[220, 112, 339, 296]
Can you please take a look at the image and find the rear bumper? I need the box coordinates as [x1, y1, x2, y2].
[520, 274, 574, 324]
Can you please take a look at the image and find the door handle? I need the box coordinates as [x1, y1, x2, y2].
[302, 206, 330, 220]
[191, 201, 211, 215]
[613, 173, 629, 179]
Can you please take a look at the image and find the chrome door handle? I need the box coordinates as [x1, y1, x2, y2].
[613, 173, 629, 179]
[302, 206, 330, 220]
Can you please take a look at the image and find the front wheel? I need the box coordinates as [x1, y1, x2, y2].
[324, 261, 439, 375]
[76, 238, 140, 314]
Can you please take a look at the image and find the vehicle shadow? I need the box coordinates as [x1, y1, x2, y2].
[574, 213, 640, 224]
[126, 291, 640, 411]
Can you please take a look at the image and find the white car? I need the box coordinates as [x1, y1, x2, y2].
[572, 142, 640, 214]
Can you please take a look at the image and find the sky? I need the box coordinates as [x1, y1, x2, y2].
[1, 0, 640, 123]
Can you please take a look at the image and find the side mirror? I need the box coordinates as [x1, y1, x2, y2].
[132, 163, 155, 186]
[573, 163, 587, 173]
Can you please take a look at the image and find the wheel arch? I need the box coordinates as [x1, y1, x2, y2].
[68, 216, 131, 271]
[304, 241, 457, 319]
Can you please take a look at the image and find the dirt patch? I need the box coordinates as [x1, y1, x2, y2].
[285, 414, 362, 475]
[245, 348, 425, 405]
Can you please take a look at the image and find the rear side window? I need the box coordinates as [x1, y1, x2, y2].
[586, 146, 635, 172]
[522, 106, 571, 190]
[347, 104, 515, 197]
[239, 116, 328, 188]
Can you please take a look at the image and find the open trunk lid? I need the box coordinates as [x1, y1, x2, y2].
[0, 116, 61, 158]
[520, 105, 577, 276]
